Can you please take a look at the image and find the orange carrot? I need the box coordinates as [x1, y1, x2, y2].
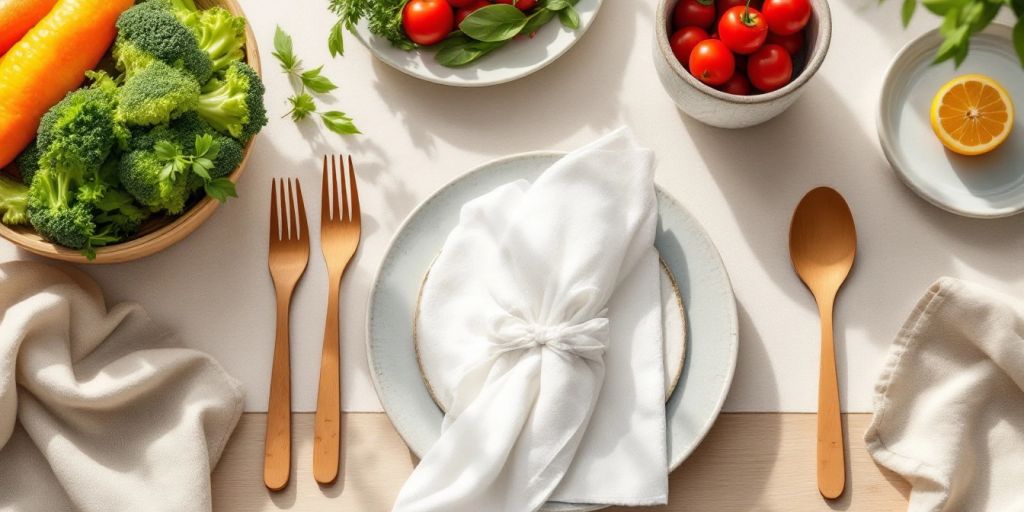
[0, 0, 134, 168]
[0, 0, 59, 55]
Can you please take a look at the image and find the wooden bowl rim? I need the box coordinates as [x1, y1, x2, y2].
[0, 0, 261, 264]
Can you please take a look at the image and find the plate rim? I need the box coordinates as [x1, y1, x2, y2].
[365, 150, 739, 508]
[877, 23, 1021, 219]
[352, 0, 604, 88]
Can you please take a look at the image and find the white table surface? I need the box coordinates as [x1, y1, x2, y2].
[2, 0, 1021, 413]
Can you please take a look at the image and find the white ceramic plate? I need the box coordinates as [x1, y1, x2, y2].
[352, 0, 602, 87]
[878, 24, 1024, 218]
[366, 152, 739, 511]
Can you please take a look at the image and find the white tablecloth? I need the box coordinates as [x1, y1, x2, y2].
[1, 0, 1020, 412]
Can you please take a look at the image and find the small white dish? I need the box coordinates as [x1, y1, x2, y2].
[366, 152, 738, 512]
[352, 0, 602, 87]
[878, 24, 1024, 218]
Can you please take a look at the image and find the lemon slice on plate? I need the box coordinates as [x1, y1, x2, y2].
[930, 74, 1014, 156]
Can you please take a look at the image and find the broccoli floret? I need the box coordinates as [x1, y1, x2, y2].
[37, 87, 121, 171]
[118, 60, 201, 126]
[119, 148, 192, 214]
[15, 142, 42, 185]
[196, 61, 267, 142]
[0, 177, 29, 226]
[172, 112, 243, 178]
[114, 2, 213, 82]
[178, 6, 247, 75]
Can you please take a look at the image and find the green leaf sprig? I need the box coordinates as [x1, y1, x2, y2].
[899, 0, 1023, 67]
[273, 26, 361, 136]
[155, 135, 238, 204]
[437, 0, 581, 67]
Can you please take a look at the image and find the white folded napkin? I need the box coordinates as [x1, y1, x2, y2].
[0, 261, 243, 511]
[394, 128, 667, 512]
[865, 277, 1024, 512]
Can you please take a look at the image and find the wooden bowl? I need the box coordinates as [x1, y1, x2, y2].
[0, 0, 261, 264]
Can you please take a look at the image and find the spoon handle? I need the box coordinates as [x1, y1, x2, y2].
[817, 298, 845, 499]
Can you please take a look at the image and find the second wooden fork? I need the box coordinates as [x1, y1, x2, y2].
[313, 155, 361, 484]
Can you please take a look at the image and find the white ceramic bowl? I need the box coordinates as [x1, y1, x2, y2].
[353, 0, 602, 87]
[653, 0, 832, 128]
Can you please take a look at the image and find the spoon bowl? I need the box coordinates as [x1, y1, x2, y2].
[789, 186, 857, 500]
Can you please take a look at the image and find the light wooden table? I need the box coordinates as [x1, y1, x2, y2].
[213, 413, 909, 511]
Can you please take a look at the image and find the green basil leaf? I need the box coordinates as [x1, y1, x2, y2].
[205, 178, 237, 203]
[901, 0, 917, 25]
[522, 8, 557, 35]
[320, 111, 361, 135]
[1014, 19, 1024, 66]
[273, 26, 298, 72]
[328, 20, 345, 57]
[435, 34, 506, 66]
[934, 25, 969, 63]
[301, 66, 339, 93]
[939, 8, 959, 35]
[922, 0, 968, 15]
[288, 93, 316, 121]
[558, 6, 580, 29]
[545, 0, 572, 9]
[460, 4, 529, 42]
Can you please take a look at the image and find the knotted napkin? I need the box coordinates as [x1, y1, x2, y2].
[866, 277, 1024, 512]
[394, 128, 667, 512]
[0, 261, 243, 511]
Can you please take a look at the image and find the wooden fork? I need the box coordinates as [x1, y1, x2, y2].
[313, 155, 361, 485]
[264, 178, 309, 492]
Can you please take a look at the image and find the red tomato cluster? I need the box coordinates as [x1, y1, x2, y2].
[668, 0, 810, 94]
[403, 0, 538, 46]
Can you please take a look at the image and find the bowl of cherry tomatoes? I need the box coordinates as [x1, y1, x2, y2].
[653, 0, 831, 128]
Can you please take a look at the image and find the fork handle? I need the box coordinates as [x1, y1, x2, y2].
[314, 277, 342, 485]
[264, 290, 292, 491]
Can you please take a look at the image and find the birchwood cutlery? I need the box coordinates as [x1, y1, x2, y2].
[264, 178, 310, 491]
[789, 186, 856, 500]
[314, 155, 361, 485]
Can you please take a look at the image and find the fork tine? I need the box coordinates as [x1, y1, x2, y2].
[348, 155, 360, 225]
[321, 156, 329, 224]
[331, 155, 341, 221]
[287, 178, 299, 242]
[295, 179, 308, 241]
[340, 155, 349, 223]
[270, 179, 279, 241]
[279, 178, 290, 240]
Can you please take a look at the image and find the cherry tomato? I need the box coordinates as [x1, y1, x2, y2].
[403, 0, 455, 46]
[670, 26, 709, 67]
[718, 5, 767, 54]
[718, 71, 753, 95]
[747, 43, 792, 91]
[716, 0, 761, 19]
[456, 0, 490, 24]
[762, 0, 811, 35]
[673, 0, 716, 30]
[447, 0, 478, 7]
[689, 39, 735, 86]
[496, 0, 538, 10]
[766, 30, 804, 54]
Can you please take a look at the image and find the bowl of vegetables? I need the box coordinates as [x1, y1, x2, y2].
[653, 0, 831, 128]
[0, 0, 267, 263]
[331, 0, 602, 87]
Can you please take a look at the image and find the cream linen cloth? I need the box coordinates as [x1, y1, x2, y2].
[0, 261, 243, 511]
[394, 128, 667, 512]
[865, 277, 1024, 512]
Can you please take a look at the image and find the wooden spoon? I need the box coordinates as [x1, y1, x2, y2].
[789, 187, 856, 500]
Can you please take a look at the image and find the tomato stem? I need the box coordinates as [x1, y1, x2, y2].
[742, 0, 754, 25]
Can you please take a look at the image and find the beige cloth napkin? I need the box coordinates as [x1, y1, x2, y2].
[0, 261, 243, 511]
[865, 277, 1024, 512]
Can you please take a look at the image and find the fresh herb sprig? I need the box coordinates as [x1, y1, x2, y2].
[437, 1, 580, 67]
[328, 0, 414, 57]
[273, 26, 360, 136]
[898, 0, 1024, 67]
[155, 135, 239, 203]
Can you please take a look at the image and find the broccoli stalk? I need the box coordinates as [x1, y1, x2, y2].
[196, 61, 267, 142]
[187, 7, 247, 74]
[0, 177, 29, 226]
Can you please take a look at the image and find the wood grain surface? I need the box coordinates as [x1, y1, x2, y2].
[212, 413, 910, 511]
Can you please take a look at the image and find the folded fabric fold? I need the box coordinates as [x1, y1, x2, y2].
[396, 128, 667, 512]
[866, 277, 1024, 512]
[0, 261, 243, 512]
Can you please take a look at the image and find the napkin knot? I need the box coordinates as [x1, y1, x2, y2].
[489, 311, 609, 363]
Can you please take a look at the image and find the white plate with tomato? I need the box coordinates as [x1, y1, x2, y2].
[345, 0, 602, 87]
